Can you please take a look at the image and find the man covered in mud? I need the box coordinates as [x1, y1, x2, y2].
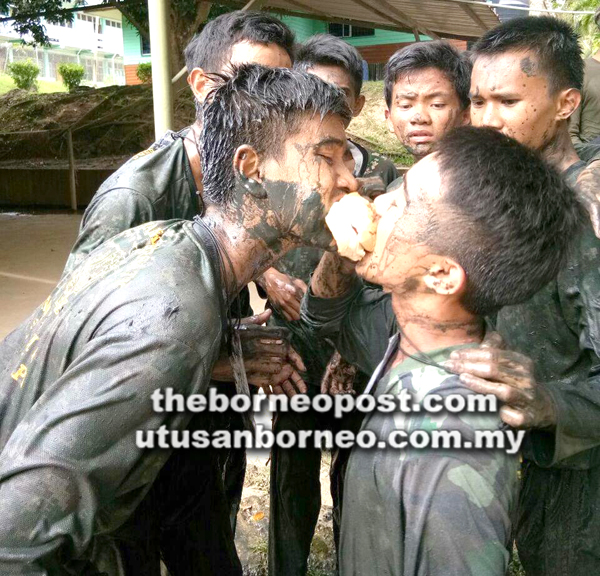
[339, 126, 582, 576]
[301, 41, 473, 387]
[265, 33, 398, 576]
[384, 41, 470, 193]
[59, 10, 300, 574]
[0, 65, 358, 575]
[442, 17, 600, 576]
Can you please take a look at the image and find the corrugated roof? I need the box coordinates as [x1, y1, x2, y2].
[233, 0, 501, 40]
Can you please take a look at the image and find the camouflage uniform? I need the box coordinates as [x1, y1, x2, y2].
[0, 219, 242, 575]
[63, 130, 250, 574]
[340, 337, 519, 576]
[268, 143, 398, 576]
[496, 153, 600, 575]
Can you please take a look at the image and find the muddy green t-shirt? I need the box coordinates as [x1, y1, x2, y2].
[497, 155, 600, 468]
[0, 219, 225, 574]
[64, 129, 201, 275]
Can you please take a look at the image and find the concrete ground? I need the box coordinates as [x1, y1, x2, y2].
[0, 211, 82, 340]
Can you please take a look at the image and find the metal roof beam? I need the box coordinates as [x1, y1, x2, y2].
[375, 0, 441, 40]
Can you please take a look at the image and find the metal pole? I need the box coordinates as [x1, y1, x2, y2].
[148, 0, 173, 138]
[66, 129, 78, 212]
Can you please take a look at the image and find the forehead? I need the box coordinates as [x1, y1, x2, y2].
[228, 40, 292, 69]
[393, 66, 456, 97]
[471, 50, 548, 92]
[286, 112, 348, 146]
[307, 64, 354, 92]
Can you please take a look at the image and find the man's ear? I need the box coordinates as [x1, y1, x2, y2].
[188, 67, 212, 103]
[422, 258, 466, 296]
[234, 145, 267, 199]
[556, 88, 581, 121]
[385, 108, 395, 134]
[459, 106, 471, 126]
[353, 94, 366, 118]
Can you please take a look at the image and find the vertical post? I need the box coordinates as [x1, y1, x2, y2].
[148, 0, 173, 139]
[67, 129, 77, 212]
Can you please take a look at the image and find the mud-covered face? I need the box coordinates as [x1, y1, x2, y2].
[356, 154, 443, 289]
[258, 113, 359, 249]
[385, 67, 466, 159]
[470, 51, 560, 150]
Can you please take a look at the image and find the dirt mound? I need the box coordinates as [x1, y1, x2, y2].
[0, 85, 196, 163]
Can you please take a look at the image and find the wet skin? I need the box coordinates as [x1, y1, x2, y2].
[385, 67, 468, 160]
[470, 50, 580, 171]
[203, 112, 359, 298]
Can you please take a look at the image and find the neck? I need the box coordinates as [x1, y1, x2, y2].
[200, 202, 299, 301]
[183, 123, 204, 193]
[541, 124, 580, 173]
[391, 293, 484, 363]
[594, 50, 600, 63]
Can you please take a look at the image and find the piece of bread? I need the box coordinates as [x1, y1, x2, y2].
[326, 193, 377, 261]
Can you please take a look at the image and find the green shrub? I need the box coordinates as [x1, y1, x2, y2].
[136, 62, 152, 84]
[58, 63, 85, 92]
[7, 60, 39, 91]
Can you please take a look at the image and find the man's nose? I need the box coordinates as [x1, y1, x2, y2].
[481, 103, 503, 130]
[337, 164, 360, 196]
[410, 106, 431, 124]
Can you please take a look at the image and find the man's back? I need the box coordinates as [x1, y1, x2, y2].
[64, 130, 200, 275]
[0, 219, 224, 573]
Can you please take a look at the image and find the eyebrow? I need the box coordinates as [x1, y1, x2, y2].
[469, 90, 520, 99]
[313, 137, 348, 151]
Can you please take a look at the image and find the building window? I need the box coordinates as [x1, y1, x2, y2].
[106, 20, 121, 29]
[60, 19, 73, 28]
[76, 13, 95, 23]
[141, 36, 151, 56]
[329, 23, 375, 38]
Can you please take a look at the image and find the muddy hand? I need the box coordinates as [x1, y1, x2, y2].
[259, 268, 307, 322]
[444, 347, 556, 429]
[575, 159, 600, 238]
[321, 351, 357, 395]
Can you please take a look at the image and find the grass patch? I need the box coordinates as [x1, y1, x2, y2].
[0, 73, 67, 95]
[349, 80, 414, 167]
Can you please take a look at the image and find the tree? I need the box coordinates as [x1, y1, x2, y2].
[0, 1, 234, 74]
[556, 0, 600, 57]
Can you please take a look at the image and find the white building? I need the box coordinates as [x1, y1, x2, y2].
[0, 6, 125, 86]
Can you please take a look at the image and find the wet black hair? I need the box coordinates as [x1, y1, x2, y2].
[184, 11, 295, 74]
[200, 64, 351, 205]
[295, 34, 364, 97]
[471, 16, 583, 93]
[427, 126, 583, 316]
[384, 41, 472, 109]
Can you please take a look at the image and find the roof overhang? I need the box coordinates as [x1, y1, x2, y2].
[219, 0, 501, 40]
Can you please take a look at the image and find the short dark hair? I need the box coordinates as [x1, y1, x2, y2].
[384, 41, 471, 109]
[471, 16, 583, 93]
[200, 65, 351, 205]
[427, 126, 583, 316]
[295, 34, 364, 96]
[184, 11, 295, 73]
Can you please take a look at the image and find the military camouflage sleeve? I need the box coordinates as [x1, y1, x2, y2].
[364, 152, 399, 187]
[63, 188, 155, 276]
[301, 282, 395, 376]
[0, 330, 213, 574]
